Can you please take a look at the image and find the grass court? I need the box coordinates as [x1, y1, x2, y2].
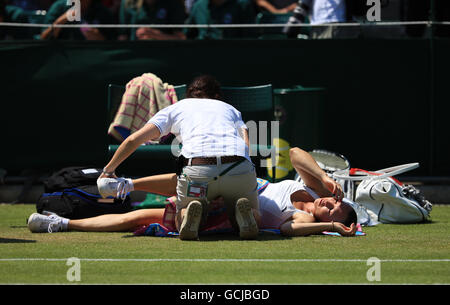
[0, 204, 449, 284]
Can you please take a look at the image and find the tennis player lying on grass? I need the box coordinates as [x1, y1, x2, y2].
[27, 147, 357, 237]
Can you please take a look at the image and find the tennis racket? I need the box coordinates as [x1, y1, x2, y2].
[294, 149, 350, 181]
[308, 149, 351, 174]
[294, 149, 353, 200]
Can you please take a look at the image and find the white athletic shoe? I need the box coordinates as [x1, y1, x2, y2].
[179, 200, 203, 241]
[235, 198, 258, 240]
[97, 177, 133, 199]
[27, 213, 66, 233]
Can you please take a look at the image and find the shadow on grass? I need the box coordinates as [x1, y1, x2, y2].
[199, 231, 292, 242]
[0, 237, 36, 243]
[382, 220, 436, 226]
[121, 231, 292, 241]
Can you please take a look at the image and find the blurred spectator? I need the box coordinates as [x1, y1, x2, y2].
[284, 0, 359, 39]
[101, 0, 122, 22]
[0, 0, 31, 39]
[102, 0, 121, 10]
[185, 0, 257, 39]
[10, 0, 54, 10]
[184, 0, 197, 14]
[119, 0, 186, 40]
[254, 0, 296, 14]
[40, 0, 117, 40]
[304, 0, 346, 25]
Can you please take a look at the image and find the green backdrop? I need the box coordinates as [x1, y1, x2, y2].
[0, 38, 448, 176]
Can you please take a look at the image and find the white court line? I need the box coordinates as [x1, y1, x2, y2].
[0, 258, 449, 262]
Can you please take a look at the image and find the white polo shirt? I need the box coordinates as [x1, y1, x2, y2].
[258, 180, 314, 229]
[148, 98, 250, 160]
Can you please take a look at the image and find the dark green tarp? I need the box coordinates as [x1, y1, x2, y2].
[1, 38, 449, 176]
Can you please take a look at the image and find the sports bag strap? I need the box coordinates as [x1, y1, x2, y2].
[332, 163, 419, 181]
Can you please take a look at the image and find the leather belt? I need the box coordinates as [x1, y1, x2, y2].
[184, 156, 245, 166]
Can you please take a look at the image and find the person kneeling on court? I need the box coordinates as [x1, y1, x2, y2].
[96, 75, 258, 240]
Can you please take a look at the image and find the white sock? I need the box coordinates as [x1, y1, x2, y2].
[60, 217, 69, 231]
[125, 178, 135, 192]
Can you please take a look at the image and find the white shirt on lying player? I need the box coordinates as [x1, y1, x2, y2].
[258, 179, 319, 229]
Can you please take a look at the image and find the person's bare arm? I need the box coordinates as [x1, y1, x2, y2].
[280, 212, 356, 236]
[285, 3, 297, 12]
[281, 221, 355, 236]
[40, 11, 68, 40]
[136, 28, 186, 40]
[82, 28, 106, 40]
[255, 0, 282, 13]
[100, 123, 161, 177]
[289, 147, 344, 200]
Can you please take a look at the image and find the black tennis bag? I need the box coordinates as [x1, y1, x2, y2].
[37, 185, 132, 219]
[44, 166, 103, 192]
[37, 167, 132, 219]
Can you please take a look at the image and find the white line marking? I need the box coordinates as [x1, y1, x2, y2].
[0, 258, 449, 262]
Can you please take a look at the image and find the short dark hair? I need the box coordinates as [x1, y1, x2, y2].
[341, 202, 357, 227]
[186, 75, 223, 100]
